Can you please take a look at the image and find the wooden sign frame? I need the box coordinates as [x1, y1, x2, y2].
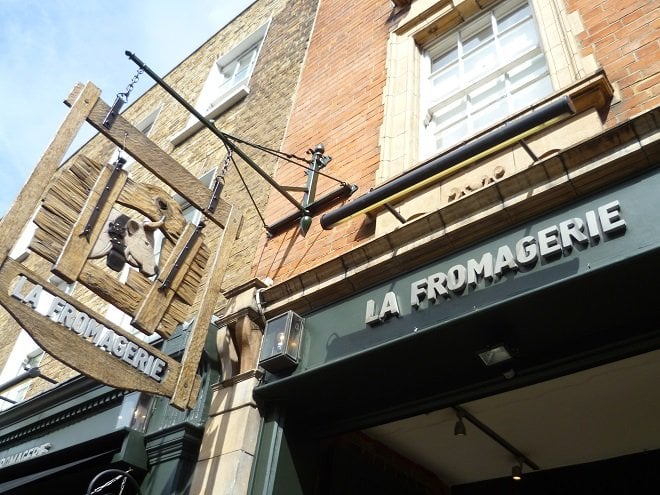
[0, 82, 242, 410]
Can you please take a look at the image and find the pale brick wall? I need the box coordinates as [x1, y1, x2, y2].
[0, 0, 318, 402]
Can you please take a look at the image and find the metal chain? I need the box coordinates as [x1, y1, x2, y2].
[90, 468, 133, 494]
[120, 68, 144, 102]
[220, 146, 233, 179]
[119, 473, 127, 495]
[90, 474, 121, 494]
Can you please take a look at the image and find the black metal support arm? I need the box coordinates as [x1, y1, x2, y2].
[320, 96, 575, 229]
[454, 405, 540, 471]
[125, 51, 304, 213]
[266, 183, 358, 237]
[0, 367, 58, 399]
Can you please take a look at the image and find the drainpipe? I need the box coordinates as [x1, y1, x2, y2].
[0, 367, 58, 403]
[320, 96, 575, 229]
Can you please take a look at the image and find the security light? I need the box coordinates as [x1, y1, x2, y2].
[478, 345, 513, 366]
[258, 311, 304, 373]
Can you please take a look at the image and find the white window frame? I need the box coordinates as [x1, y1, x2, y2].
[379, 0, 590, 184]
[170, 21, 270, 146]
[420, 0, 553, 156]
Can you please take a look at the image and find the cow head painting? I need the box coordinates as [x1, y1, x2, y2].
[89, 209, 164, 276]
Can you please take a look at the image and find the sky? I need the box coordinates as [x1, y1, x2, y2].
[0, 0, 256, 217]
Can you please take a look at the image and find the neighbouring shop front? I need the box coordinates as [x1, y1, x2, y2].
[250, 157, 660, 494]
[0, 326, 219, 495]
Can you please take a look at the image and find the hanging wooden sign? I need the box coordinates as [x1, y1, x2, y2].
[0, 82, 241, 409]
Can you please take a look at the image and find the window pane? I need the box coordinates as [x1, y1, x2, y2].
[432, 98, 467, 128]
[470, 76, 505, 110]
[472, 96, 507, 130]
[435, 118, 468, 150]
[431, 46, 458, 73]
[510, 74, 553, 113]
[462, 25, 493, 53]
[498, 2, 531, 32]
[509, 53, 548, 90]
[463, 40, 497, 84]
[431, 63, 460, 95]
[500, 18, 538, 63]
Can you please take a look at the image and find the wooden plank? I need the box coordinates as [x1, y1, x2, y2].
[117, 179, 187, 240]
[77, 262, 142, 315]
[0, 258, 180, 397]
[64, 92, 232, 229]
[132, 223, 204, 337]
[52, 164, 128, 283]
[171, 206, 242, 410]
[0, 82, 100, 269]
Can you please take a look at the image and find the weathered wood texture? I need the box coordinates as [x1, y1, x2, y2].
[64, 83, 232, 229]
[0, 259, 181, 397]
[0, 82, 100, 268]
[30, 154, 210, 340]
[133, 223, 206, 336]
[171, 206, 242, 409]
[53, 163, 128, 283]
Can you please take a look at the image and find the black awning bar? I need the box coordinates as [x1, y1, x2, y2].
[266, 183, 358, 237]
[0, 367, 58, 397]
[454, 405, 540, 471]
[125, 51, 305, 213]
[320, 96, 575, 229]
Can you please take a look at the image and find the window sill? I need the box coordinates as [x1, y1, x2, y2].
[170, 84, 249, 146]
[375, 71, 614, 236]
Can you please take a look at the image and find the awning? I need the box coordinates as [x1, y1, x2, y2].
[0, 451, 111, 493]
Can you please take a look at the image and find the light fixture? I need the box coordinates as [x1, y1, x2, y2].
[512, 459, 523, 481]
[454, 410, 467, 436]
[453, 405, 539, 479]
[477, 344, 513, 366]
[258, 311, 304, 374]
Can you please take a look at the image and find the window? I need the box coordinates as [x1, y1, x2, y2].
[379, 0, 592, 184]
[172, 168, 218, 226]
[199, 46, 259, 115]
[421, 0, 552, 154]
[171, 21, 270, 145]
[0, 333, 44, 410]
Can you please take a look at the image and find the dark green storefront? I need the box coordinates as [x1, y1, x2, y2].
[0, 325, 219, 495]
[250, 166, 660, 494]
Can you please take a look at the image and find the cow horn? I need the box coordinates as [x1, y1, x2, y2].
[143, 216, 165, 230]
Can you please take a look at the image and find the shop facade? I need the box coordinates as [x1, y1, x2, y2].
[246, 0, 660, 492]
[250, 109, 660, 493]
[0, 326, 219, 494]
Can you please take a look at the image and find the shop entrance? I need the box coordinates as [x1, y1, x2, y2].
[360, 349, 660, 494]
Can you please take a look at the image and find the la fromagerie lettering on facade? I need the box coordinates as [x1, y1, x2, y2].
[365, 201, 627, 326]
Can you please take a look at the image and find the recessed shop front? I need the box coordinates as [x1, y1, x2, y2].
[251, 167, 660, 494]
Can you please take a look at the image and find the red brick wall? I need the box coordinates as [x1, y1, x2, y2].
[253, 0, 660, 283]
[253, 0, 392, 281]
[567, 0, 660, 124]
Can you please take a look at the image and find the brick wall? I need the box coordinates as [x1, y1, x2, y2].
[253, 0, 392, 281]
[567, 0, 660, 124]
[0, 0, 318, 401]
[253, 0, 660, 284]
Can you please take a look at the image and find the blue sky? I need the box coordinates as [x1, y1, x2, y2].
[0, 0, 256, 216]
